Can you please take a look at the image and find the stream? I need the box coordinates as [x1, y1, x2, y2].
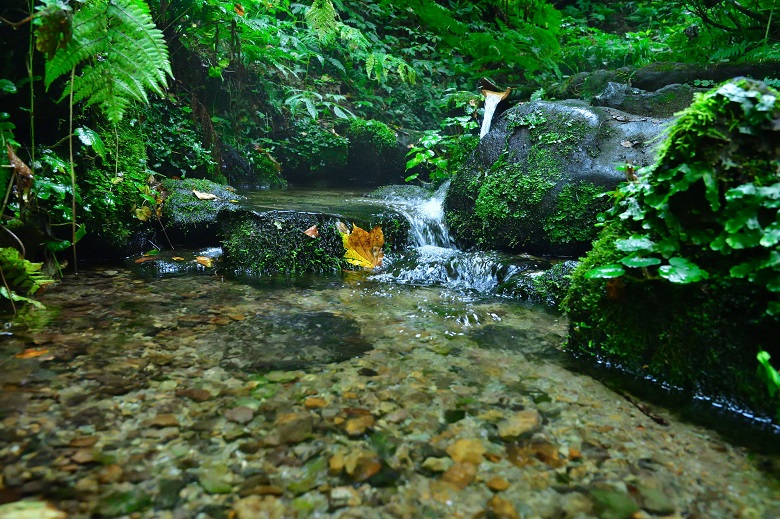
[0, 187, 778, 518]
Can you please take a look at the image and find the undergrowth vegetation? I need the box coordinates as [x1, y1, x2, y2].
[0, 0, 778, 311]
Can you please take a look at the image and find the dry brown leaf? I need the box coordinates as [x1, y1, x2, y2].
[195, 256, 214, 267]
[304, 225, 319, 238]
[134, 256, 158, 263]
[15, 348, 50, 359]
[6, 143, 33, 180]
[193, 190, 219, 200]
[341, 224, 384, 269]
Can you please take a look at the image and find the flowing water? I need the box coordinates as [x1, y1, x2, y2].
[0, 187, 778, 518]
[480, 93, 505, 139]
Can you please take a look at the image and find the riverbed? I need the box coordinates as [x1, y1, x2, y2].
[0, 187, 778, 518]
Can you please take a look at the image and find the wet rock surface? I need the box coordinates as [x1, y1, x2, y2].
[445, 100, 670, 256]
[0, 268, 778, 518]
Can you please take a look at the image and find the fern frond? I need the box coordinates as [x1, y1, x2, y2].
[43, 0, 172, 123]
[0, 247, 55, 297]
[305, 0, 339, 43]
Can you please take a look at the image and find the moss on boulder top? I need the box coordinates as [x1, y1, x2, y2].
[444, 100, 670, 256]
[564, 78, 780, 421]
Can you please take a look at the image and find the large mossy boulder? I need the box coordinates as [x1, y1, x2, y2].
[444, 100, 670, 256]
[564, 78, 780, 421]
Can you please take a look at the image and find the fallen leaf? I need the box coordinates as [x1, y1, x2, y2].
[134, 256, 158, 263]
[193, 190, 219, 200]
[15, 348, 50, 359]
[340, 224, 384, 269]
[304, 225, 319, 238]
[172, 256, 186, 261]
[234, 3, 245, 16]
[195, 256, 214, 268]
[135, 206, 152, 221]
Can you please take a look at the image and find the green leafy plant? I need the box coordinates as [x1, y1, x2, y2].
[42, 0, 172, 123]
[757, 350, 780, 420]
[0, 246, 56, 310]
[584, 79, 780, 313]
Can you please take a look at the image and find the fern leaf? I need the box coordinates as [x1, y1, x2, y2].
[0, 247, 55, 297]
[44, 0, 172, 123]
[306, 0, 339, 43]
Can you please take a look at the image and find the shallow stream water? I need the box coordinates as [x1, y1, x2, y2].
[0, 188, 778, 518]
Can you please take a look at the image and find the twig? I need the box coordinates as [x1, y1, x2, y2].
[617, 389, 669, 426]
[0, 264, 18, 315]
[1, 225, 26, 258]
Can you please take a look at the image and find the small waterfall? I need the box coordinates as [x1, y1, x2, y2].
[379, 182, 454, 248]
[479, 88, 511, 139]
[372, 182, 549, 295]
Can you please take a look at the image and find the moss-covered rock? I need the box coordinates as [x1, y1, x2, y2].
[444, 100, 670, 256]
[563, 78, 780, 421]
[592, 83, 695, 118]
[220, 210, 408, 276]
[221, 211, 345, 276]
[160, 178, 244, 247]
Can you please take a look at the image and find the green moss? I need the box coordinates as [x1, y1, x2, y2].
[564, 78, 780, 418]
[161, 178, 244, 229]
[543, 182, 608, 244]
[80, 112, 149, 250]
[346, 118, 397, 151]
[221, 212, 345, 276]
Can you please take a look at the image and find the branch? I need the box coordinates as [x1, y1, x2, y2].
[0, 14, 33, 29]
[726, 0, 769, 24]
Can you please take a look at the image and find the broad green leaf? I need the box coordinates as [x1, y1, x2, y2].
[75, 127, 107, 159]
[584, 264, 625, 279]
[619, 256, 661, 268]
[726, 230, 761, 249]
[701, 170, 720, 211]
[761, 223, 780, 247]
[730, 259, 760, 278]
[615, 235, 656, 253]
[332, 105, 350, 119]
[725, 184, 757, 201]
[0, 79, 17, 94]
[658, 257, 707, 283]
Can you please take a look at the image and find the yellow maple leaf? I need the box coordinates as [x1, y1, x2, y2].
[340, 223, 384, 269]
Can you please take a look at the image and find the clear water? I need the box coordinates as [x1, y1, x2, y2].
[1, 187, 778, 518]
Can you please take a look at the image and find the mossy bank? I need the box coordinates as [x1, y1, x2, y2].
[564, 78, 780, 422]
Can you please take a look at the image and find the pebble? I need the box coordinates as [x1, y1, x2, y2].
[497, 409, 541, 440]
[225, 406, 254, 424]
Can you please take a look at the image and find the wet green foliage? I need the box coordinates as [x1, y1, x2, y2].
[565, 78, 780, 419]
[586, 79, 780, 312]
[143, 98, 217, 179]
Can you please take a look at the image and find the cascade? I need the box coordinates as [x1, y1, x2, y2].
[372, 182, 547, 295]
[380, 182, 454, 248]
[479, 88, 511, 139]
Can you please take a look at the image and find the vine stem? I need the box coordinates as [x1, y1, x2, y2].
[68, 67, 78, 275]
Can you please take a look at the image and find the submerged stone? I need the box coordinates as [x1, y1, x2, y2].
[197, 310, 373, 372]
